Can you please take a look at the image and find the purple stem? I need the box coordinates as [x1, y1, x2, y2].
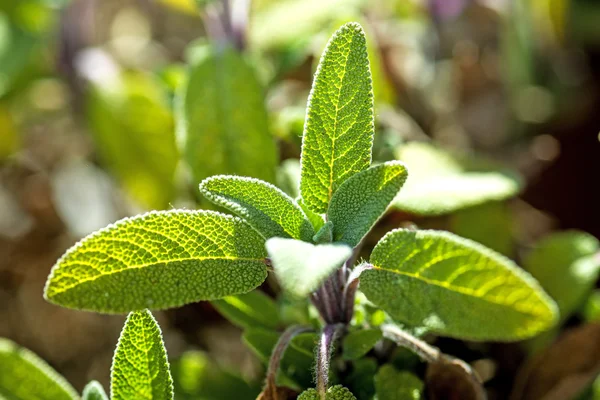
[265, 325, 312, 390]
[316, 324, 344, 398]
[342, 263, 373, 323]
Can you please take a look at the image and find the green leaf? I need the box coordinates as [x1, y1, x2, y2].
[298, 198, 326, 232]
[112, 310, 173, 400]
[299, 22, 374, 214]
[342, 328, 382, 360]
[360, 229, 558, 341]
[313, 221, 334, 244]
[212, 290, 280, 330]
[343, 358, 377, 400]
[583, 290, 600, 323]
[328, 161, 408, 248]
[524, 231, 600, 320]
[0, 338, 79, 400]
[87, 72, 178, 210]
[82, 381, 108, 400]
[298, 385, 357, 400]
[374, 365, 423, 400]
[177, 44, 277, 186]
[45, 210, 268, 313]
[266, 238, 351, 297]
[199, 175, 314, 241]
[393, 142, 521, 216]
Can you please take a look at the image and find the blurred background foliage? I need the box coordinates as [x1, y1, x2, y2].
[1, 0, 599, 399]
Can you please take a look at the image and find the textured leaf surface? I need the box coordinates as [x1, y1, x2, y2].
[0, 338, 79, 400]
[45, 210, 268, 313]
[112, 310, 173, 400]
[393, 142, 520, 216]
[360, 229, 558, 340]
[298, 198, 326, 232]
[82, 381, 108, 400]
[342, 329, 382, 360]
[177, 44, 276, 185]
[212, 291, 280, 330]
[266, 238, 351, 297]
[524, 231, 600, 320]
[374, 365, 423, 400]
[298, 385, 357, 400]
[300, 22, 374, 213]
[328, 161, 407, 247]
[199, 175, 314, 241]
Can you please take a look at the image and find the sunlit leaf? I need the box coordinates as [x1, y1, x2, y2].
[212, 290, 280, 330]
[374, 365, 423, 400]
[82, 381, 108, 400]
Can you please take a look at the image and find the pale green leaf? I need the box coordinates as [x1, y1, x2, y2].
[277, 159, 301, 198]
[177, 44, 277, 186]
[393, 142, 521, 216]
[300, 22, 375, 213]
[82, 381, 108, 400]
[212, 290, 280, 330]
[44, 210, 268, 313]
[298, 385, 357, 400]
[524, 231, 600, 320]
[266, 238, 351, 297]
[374, 365, 423, 400]
[111, 310, 173, 400]
[0, 338, 79, 400]
[87, 72, 178, 210]
[360, 229, 558, 341]
[583, 290, 600, 323]
[199, 175, 314, 241]
[342, 328, 382, 360]
[328, 161, 408, 248]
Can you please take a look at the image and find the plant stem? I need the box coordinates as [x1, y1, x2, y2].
[264, 325, 312, 392]
[316, 324, 344, 399]
[342, 263, 373, 322]
[381, 324, 439, 362]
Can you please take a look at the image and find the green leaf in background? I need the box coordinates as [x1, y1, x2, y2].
[277, 158, 302, 198]
[524, 231, 600, 320]
[583, 290, 600, 323]
[87, 71, 178, 210]
[82, 381, 108, 400]
[45, 210, 268, 313]
[243, 328, 316, 389]
[199, 175, 315, 241]
[112, 310, 173, 400]
[374, 365, 423, 400]
[0, 337, 79, 400]
[298, 385, 357, 400]
[360, 229, 558, 341]
[266, 238, 351, 297]
[343, 358, 377, 400]
[342, 328, 382, 360]
[212, 290, 281, 330]
[393, 142, 521, 216]
[177, 44, 277, 186]
[328, 161, 408, 248]
[300, 22, 375, 214]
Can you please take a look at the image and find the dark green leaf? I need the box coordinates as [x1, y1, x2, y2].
[342, 329, 382, 360]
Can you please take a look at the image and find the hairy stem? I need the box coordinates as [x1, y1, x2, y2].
[264, 325, 312, 391]
[342, 263, 373, 322]
[316, 324, 344, 398]
[381, 324, 439, 362]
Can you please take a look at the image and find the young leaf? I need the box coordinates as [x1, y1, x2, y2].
[45, 210, 268, 313]
[374, 365, 423, 400]
[360, 229, 558, 341]
[0, 338, 79, 400]
[112, 310, 173, 400]
[298, 385, 357, 400]
[177, 44, 277, 186]
[212, 290, 281, 330]
[266, 238, 352, 297]
[298, 198, 326, 232]
[524, 231, 600, 320]
[199, 175, 315, 241]
[83, 381, 108, 400]
[300, 22, 375, 213]
[342, 328, 382, 360]
[328, 161, 408, 248]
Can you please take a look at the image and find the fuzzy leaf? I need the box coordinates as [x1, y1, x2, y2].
[212, 291, 280, 330]
[374, 365, 423, 400]
[298, 385, 357, 400]
[524, 231, 600, 320]
[45, 210, 268, 313]
[266, 238, 351, 298]
[0, 338, 79, 400]
[328, 161, 407, 247]
[360, 229, 558, 341]
[112, 310, 173, 400]
[298, 198, 326, 232]
[199, 175, 314, 241]
[177, 44, 276, 186]
[300, 22, 374, 213]
[313, 221, 334, 244]
[83, 381, 108, 400]
[342, 329, 382, 360]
